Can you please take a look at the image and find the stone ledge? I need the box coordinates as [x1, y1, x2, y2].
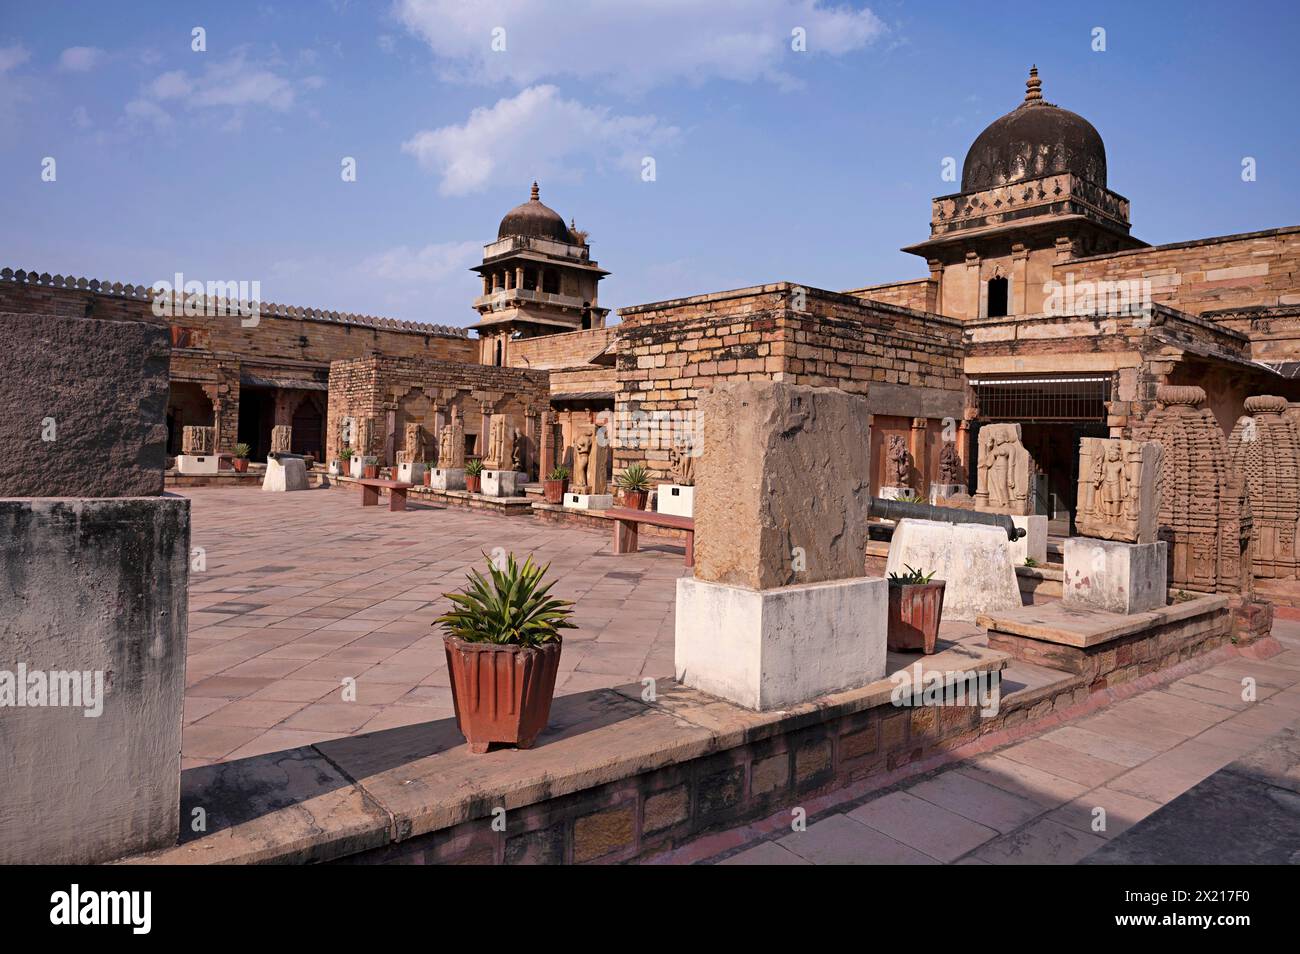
[976, 594, 1227, 649]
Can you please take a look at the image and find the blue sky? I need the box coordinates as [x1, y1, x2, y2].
[2, 0, 1298, 326]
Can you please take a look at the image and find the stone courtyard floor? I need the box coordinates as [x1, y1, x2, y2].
[180, 485, 685, 767]
[701, 621, 1300, 865]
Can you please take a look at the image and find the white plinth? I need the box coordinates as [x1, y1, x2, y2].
[1063, 538, 1168, 614]
[481, 469, 522, 497]
[397, 462, 426, 484]
[675, 576, 888, 711]
[262, 457, 308, 492]
[886, 518, 1022, 622]
[430, 467, 466, 491]
[929, 483, 965, 504]
[328, 460, 342, 477]
[656, 484, 694, 517]
[349, 456, 376, 478]
[879, 486, 918, 501]
[1010, 514, 1048, 566]
[565, 493, 614, 510]
[176, 454, 218, 475]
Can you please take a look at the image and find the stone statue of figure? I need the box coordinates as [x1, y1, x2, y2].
[982, 429, 1017, 510]
[485, 415, 510, 469]
[438, 407, 465, 469]
[572, 430, 593, 494]
[886, 435, 910, 487]
[510, 428, 523, 472]
[182, 425, 215, 455]
[938, 441, 961, 486]
[669, 433, 696, 486]
[1098, 441, 1128, 523]
[401, 423, 426, 464]
[270, 424, 292, 455]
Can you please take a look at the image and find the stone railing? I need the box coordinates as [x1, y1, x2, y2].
[930, 174, 1130, 233]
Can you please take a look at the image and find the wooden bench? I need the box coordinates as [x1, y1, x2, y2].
[607, 507, 694, 567]
[358, 478, 414, 512]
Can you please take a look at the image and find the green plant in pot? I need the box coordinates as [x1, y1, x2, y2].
[435, 553, 576, 753]
[232, 442, 251, 473]
[886, 564, 945, 654]
[464, 458, 484, 493]
[616, 462, 652, 510]
[544, 464, 570, 504]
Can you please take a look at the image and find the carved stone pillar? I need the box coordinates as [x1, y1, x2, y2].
[909, 417, 928, 491]
[479, 402, 493, 458]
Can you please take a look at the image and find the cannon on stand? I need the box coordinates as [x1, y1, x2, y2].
[867, 497, 1025, 541]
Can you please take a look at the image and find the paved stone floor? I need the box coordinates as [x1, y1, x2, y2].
[714, 621, 1300, 864]
[181, 485, 687, 767]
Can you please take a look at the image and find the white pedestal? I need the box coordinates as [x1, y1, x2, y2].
[481, 469, 522, 497]
[397, 462, 426, 484]
[349, 456, 376, 478]
[929, 483, 965, 504]
[675, 576, 888, 711]
[262, 457, 308, 492]
[328, 460, 342, 477]
[656, 484, 695, 517]
[430, 467, 465, 491]
[565, 492, 613, 510]
[1063, 538, 1168, 614]
[879, 486, 917, 501]
[1010, 514, 1048, 566]
[176, 454, 218, 475]
[886, 518, 1021, 622]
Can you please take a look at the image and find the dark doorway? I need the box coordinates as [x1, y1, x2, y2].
[291, 395, 325, 461]
[987, 277, 1009, 318]
[237, 388, 273, 460]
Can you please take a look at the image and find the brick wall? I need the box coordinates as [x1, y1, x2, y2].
[844, 276, 937, 312]
[508, 326, 616, 371]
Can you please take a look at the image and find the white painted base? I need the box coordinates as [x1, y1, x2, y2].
[481, 469, 524, 497]
[675, 576, 888, 711]
[565, 493, 614, 510]
[397, 462, 426, 484]
[929, 483, 965, 504]
[1063, 538, 1168, 614]
[176, 454, 218, 475]
[656, 484, 695, 517]
[430, 467, 466, 491]
[886, 518, 1021, 622]
[1010, 514, 1048, 566]
[328, 460, 342, 476]
[879, 486, 918, 501]
[262, 457, 309, 492]
[349, 456, 376, 478]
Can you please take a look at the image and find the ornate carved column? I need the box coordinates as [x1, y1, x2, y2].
[539, 410, 556, 478]
[478, 401, 493, 458]
[909, 417, 928, 491]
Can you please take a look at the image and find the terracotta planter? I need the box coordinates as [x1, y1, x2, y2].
[543, 478, 568, 504]
[232, 458, 248, 473]
[423, 469, 433, 487]
[443, 636, 562, 753]
[363, 464, 379, 479]
[887, 580, 946, 653]
[621, 489, 648, 510]
[466, 474, 482, 493]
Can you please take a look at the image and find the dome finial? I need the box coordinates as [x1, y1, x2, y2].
[1024, 65, 1042, 105]
[530, 181, 540, 201]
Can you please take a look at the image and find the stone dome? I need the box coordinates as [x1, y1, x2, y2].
[961, 67, 1107, 192]
[497, 182, 573, 242]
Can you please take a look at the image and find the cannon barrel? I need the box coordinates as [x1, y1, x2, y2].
[868, 497, 1025, 541]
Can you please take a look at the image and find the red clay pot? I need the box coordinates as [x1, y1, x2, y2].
[622, 489, 648, 510]
[466, 474, 482, 493]
[232, 458, 248, 473]
[443, 636, 562, 753]
[423, 469, 432, 487]
[363, 464, 379, 479]
[887, 580, 946, 653]
[543, 478, 568, 504]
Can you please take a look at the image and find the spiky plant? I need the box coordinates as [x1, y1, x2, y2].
[233, 442, 251, 459]
[547, 465, 570, 481]
[616, 462, 651, 492]
[435, 553, 576, 647]
[888, 564, 936, 585]
[465, 459, 485, 476]
[339, 447, 354, 461]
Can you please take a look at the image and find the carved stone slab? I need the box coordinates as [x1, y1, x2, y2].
[1075, 438, 1162, 545]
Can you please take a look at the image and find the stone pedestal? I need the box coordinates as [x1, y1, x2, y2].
[349, 456, 376, 478]
[176, 454, 219, 475]
[886, 518, 1022, 621]
[481, 469, 525, 497]
[1010, 514, 1048, 566]
[656, 484, 694, 517]
[879, 486, 916, 501]
[430, 467, 466, 491]
[0, 496, 189, 864]
[929, 483, 964, 504]
[328, 460, 342, 477]
[565, 492, 613, 510]
[397, 462, 425, 485]
[262, 456, 308, 492]
[674, 576, 888, 711]
[1063, 538, 1168, 614]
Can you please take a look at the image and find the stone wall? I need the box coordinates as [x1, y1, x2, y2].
[844, 276, 938, 312]
[507, 326, 616, 371]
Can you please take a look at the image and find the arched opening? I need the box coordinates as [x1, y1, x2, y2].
[166, 382, 214, 455]
[494, 338, 504, 366]
[987, 276, 1009, 318]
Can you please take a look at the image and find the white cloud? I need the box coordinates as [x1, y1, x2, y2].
[59, 46, 106, 72]
[0, 44, 32, 125]
[0, 43, 31, 73]
[402, 85, 678, 195]
[127, 53, 314, 127]
[393, 0, 886, 92]
[124, 98, 173, 129]
[358, 241, 482, 283]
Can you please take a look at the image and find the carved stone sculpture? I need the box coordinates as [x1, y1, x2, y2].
[1228, 395, 1299, 579]
[885, 435, 910, 488]
[484, 414, 510, 470]
[438, 407, 465, 469]
[270, 424, 292, 455]
[668, 431, 696, 486]
[337, 415, 354, 450]
[1133, 385, 1252, 594]
[974, 422, 1034, 515]
[399, 422, 427, 465]
[938, 441, 962, 487]
[355, 416, 375, 458]
[570, 424, 608, 495]
[1075, 438, 1162, 544]
[181, 425, 215, 455]
[510, 428, 523, 472]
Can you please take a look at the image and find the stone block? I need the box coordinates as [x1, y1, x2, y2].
[1063, 538, 1168, 614]
[1076, 438, 1162, 544]
[0, 311, 168, 497]
[655, 484, 694, 517]
[175, 454, 219, 475]
[0, 496, 189, 864]
[269, 424, 292, 455]
[695, 381, 871, 589]
[1010, 514, 1048, 565]
[397, 462, 425, 484]
[674, 575, 888, 711]
[429, 467, 466, 491]
[886, 519, 1021, 622]
[481, 469, 523, 497]
[564, 492, 613, 510]
[349, 456, 377, 478]
[262, 456, 308, 492]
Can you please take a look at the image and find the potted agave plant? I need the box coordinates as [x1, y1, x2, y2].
[465, 458, 484, 493]
[337, 447, 354, 477]
[232, 442, 251, 473]
[616, 462, 652, 510]
[543, 465, 570, 504]
[423, 460, 435, 487]
[886, 564, 946, 654]
[435, 554, 576, 753]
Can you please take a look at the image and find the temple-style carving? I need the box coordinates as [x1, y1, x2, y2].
[1076, 438, 1162, 544]
[938, 441, 963, 487]
[270, 425, 292, 455]
[181, 426, 215, 456]
[483, 415, 510, 470]
[438, 408, 465, 469]
[886, 435, 910, 488]
[1228, 395, 1300, 579]
[975, 422, 1034, 515]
